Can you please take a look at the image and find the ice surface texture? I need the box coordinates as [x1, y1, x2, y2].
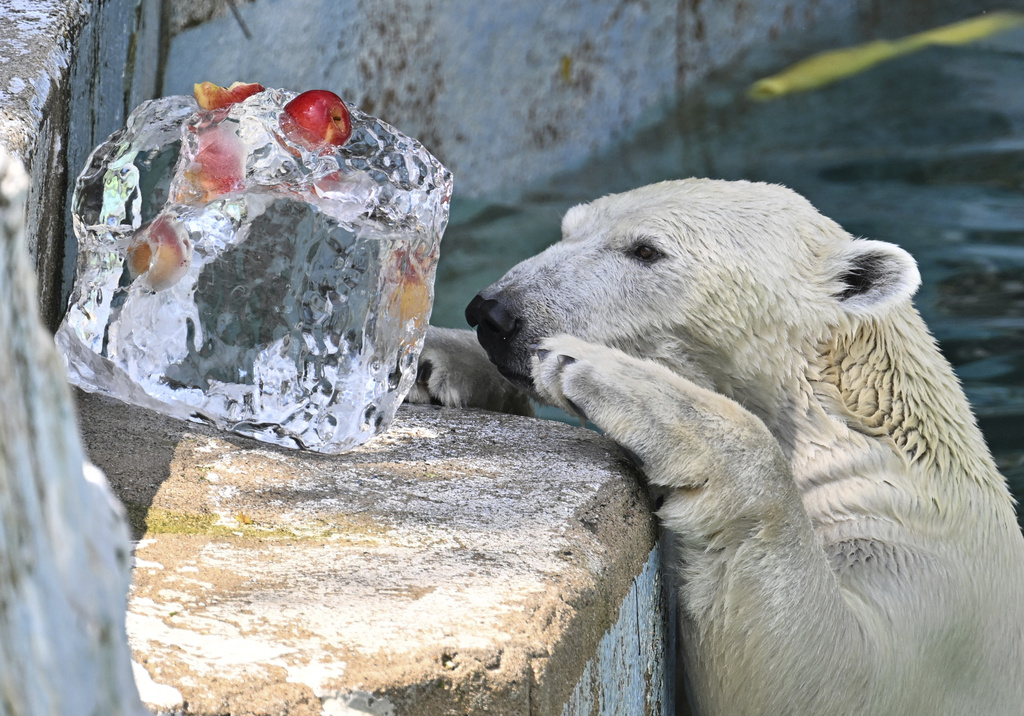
[56, 90, 452, 453]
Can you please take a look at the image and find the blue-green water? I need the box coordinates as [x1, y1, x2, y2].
[431, 18, 1024, 506]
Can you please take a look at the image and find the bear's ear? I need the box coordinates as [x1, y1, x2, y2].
[832, 239, 921, 316]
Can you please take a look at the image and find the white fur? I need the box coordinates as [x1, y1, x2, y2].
[411, 179, 1024, 715]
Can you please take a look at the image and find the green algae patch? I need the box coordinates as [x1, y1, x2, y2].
[142, 509, 225, 536]
[125, 503, 388, 544]
[127, 505, 297, 539]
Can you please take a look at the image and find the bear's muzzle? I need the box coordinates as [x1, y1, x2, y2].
[465, 292, 535, 390]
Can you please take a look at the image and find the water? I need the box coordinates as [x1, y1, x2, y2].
[56, 90, 452, 453]
[432, 19, 1024, 507]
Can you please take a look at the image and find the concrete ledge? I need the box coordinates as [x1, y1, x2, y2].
[77, 392, 671, 715]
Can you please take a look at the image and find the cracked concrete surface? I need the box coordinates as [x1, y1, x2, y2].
[77, 392, 662, 715]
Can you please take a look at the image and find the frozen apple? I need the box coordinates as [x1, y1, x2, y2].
[174, 123, 246, 203]
[388, 245, 436, 327]
[194, 81, 265, 110]
[281, 90, 352, 150]
[396, 280, 431, 327]
[126, 214, 193, 291]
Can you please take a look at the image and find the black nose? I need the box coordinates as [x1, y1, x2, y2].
[466, 294, 520, 339]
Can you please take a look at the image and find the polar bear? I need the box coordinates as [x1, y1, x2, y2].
[407, 179, 1024, 715]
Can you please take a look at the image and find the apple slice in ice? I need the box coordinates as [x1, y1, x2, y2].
[174, 123, 247, 203]
[194, 81, 265, 110]
[126, 214, 193, 291]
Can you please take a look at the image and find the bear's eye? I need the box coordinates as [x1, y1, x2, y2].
[629, 243, 664, 264]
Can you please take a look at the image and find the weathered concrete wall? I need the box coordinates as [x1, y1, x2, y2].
[0, 146, 145, 714]
[0, 1, 962, 328]
[0, 0, 927, 334]
[0, 0, 87, 330]
[0, 0, 160, 330]
[161, 0, 858, 200]
[559, 543, 676, 715]
[77, 393, 672, 715]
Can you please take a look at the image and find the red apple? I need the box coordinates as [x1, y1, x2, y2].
[194, 81, 265, 110]
[281, 90, 352, 150]
[126, 214, 193, 291]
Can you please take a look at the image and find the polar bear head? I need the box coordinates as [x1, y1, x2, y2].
[465, 179, 921, 416]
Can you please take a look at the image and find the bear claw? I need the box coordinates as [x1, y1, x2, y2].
[616, 443, 644, 468]
[564, 398, 588, 423]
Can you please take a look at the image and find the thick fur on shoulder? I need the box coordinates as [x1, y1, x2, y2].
[413, 179, 1024, 715]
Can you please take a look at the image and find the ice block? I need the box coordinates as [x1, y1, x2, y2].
[56, 88, 452, 453]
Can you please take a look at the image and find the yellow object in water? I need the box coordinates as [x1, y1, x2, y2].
[748, 11, 1024, 100]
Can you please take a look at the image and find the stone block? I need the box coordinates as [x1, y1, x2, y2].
[78, 393, 674, 714]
